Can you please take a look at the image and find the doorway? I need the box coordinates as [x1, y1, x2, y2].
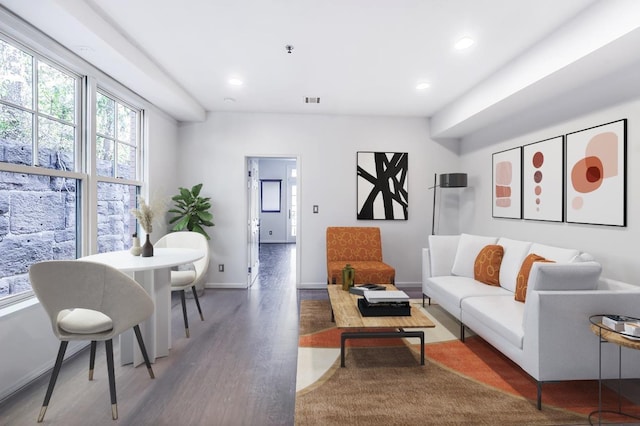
[246, 156, 299, 288]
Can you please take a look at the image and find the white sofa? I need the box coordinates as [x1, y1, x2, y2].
[422, 233, 640, 409]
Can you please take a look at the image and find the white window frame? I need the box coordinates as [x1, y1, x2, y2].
[91, 87, 143, 254]
[0, 11, 148, 308]
[0, 34, 84, 307]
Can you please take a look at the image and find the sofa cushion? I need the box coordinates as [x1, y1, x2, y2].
[461, 296, 525, 349]
[474, 245, 504, 286]
[528, 243, 579, 263]
[497, 237, 532, 293]
[428, 235, 460, 276]
[515, 254, 554, 302]
[427, 275, 512, 308]
[529, 261, 601, 292]
[327, 260, 395, 284]
[451, 234, 498, 278]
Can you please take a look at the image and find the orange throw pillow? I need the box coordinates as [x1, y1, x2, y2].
[474, 245, 504, 286]
[515, 254, 554, 302]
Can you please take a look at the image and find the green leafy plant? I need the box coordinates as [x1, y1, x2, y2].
[168, 183, 214, 239]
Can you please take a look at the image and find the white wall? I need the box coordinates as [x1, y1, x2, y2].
[178, 112, 460, 288]
[459, 98, 640, 285]
[146, 108, 181, 239]
[0, 108, 179, 402]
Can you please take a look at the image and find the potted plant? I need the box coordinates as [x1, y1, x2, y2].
[168, 183, 215, 239]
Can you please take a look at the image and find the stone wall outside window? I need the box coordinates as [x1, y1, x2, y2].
[0, 139, 133, 299]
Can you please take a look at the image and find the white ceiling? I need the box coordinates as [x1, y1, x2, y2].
[3, 0, 640, 139]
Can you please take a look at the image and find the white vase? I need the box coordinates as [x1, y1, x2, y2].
[130, 236, 142, 256]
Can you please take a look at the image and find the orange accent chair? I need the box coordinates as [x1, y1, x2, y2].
[326, 226, 395, 285]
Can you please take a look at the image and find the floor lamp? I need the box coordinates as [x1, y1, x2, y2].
[430, 173, 468, 235]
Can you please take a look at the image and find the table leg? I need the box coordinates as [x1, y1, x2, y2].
[119, 268, 171, 366]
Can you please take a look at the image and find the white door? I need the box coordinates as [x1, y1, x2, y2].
[286, 163, 297, 243]
[247, 159, 260, 287]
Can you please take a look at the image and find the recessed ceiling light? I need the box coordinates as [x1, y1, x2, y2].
[416, 82, 431, 90]
[228, 78, 243, 86]
[454, 37, 475, 50]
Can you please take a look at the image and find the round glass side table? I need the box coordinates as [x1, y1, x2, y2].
[588, 314, 640, 425]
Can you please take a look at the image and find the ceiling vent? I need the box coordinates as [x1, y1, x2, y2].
[304, 97, 320, 104]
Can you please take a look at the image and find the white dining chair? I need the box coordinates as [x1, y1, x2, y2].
[29, 260, 155, 422]
[154, 231, 210, 337]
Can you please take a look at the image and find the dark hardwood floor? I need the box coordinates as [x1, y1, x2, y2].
[0, 243, 421, 425]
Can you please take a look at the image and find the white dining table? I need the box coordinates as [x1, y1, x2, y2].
[79, 248, 205, 366]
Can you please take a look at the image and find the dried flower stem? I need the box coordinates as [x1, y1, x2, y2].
[131, 196, 157, 234]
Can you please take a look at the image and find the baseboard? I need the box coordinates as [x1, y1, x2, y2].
[0, 341, 87, 404]
[203, 282, 421, 290]
[396, 282, 421, 288]
[297, 281, 421, 290]
[298, 282, 327, 289]
[205, 282, 247, 289]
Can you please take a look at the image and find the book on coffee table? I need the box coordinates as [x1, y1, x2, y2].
[349, 284, 387, 295]
[364, 290, 409, 304]
[602, 315, 632, 331]
[358, 284, 387, 291]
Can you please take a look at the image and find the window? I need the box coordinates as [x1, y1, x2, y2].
[95, 91, 142, 253]
[96, 92, 138, 180]
[96, 181, 138, 253]
[0, 33, 145, 306]
[0, 36, 81, 304]
[0, 171, 78, 300]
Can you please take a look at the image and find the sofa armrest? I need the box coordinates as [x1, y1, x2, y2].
[422, 248, 431, 294]
[522, 287, 640, 381]
[427, 234, 460, 277]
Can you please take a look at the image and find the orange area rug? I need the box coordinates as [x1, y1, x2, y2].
[420, 337, 640, 419]
[297, 299, 640, 425]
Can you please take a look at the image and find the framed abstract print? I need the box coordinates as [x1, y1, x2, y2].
[565, 119, 626, 226]
[492, 147, 522, 219]
[522, 136, 564, 222]
[357, 151, 408, 220]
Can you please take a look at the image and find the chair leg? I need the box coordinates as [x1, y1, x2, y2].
[105, 339, 118, 420]
[180, 290, 190, 338]
[191, 285, 204, 321]
[88, 341, 97, 380]
[133, 325, 155, 379]
[38, 341, 68, 423]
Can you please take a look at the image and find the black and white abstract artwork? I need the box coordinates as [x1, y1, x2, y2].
[357, 151, 408, 220]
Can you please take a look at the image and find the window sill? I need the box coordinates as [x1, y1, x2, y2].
[0, 296, 39, 319]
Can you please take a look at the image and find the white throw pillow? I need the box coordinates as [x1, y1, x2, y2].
[570, 252, 595, 262]
[451, 233, 498, 278]
[497, 237, 532, 293]
[428, 235, 460, 276]
[528, 243, 579, 263]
